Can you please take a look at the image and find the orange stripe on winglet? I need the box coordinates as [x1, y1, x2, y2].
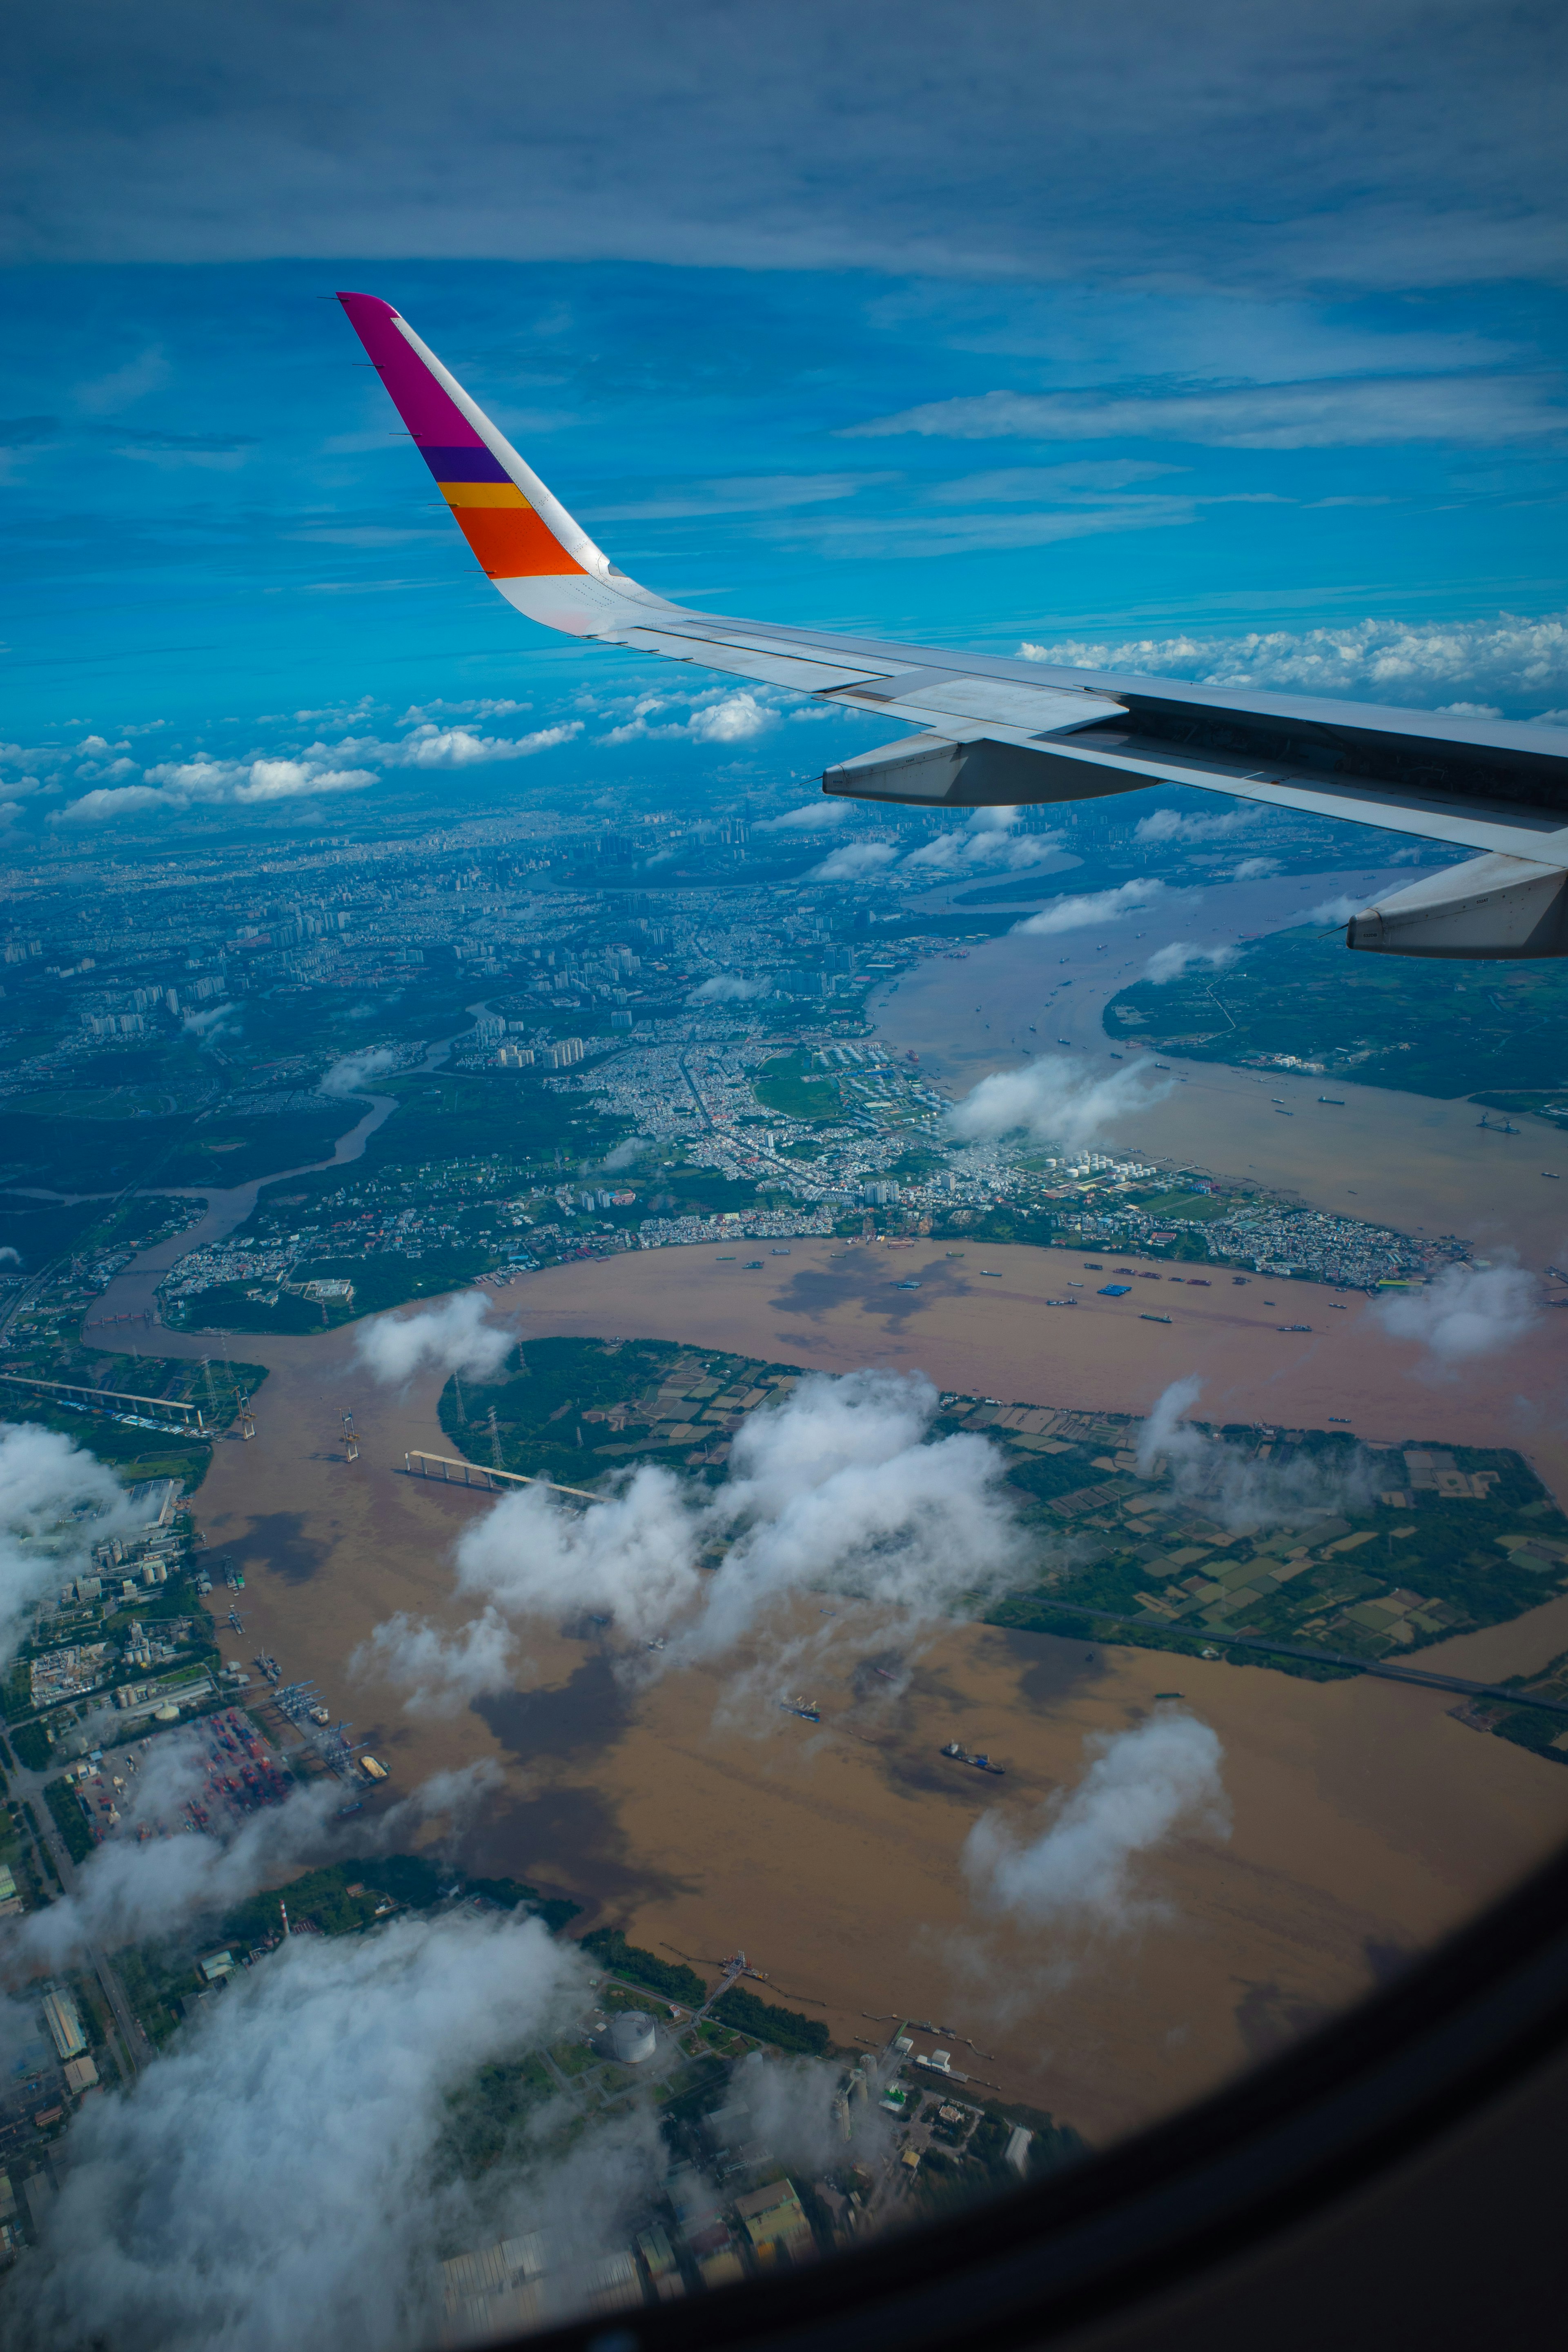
[450, 506, 585, 579]
[439, 481, 529, 509]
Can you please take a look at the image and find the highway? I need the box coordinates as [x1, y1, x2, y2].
[1032, 1599, 1568, 1718]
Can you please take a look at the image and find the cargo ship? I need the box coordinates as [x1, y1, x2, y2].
[781, 1695, 821, 1722]
[941, 1742, 1005, 1775]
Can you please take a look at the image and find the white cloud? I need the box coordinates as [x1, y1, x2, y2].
[17, 1905, 590, 2352]
[1019, 611, 1568, 714]
[1011, 878, 1168, 935]
[397, 698, 529, 724]
[1230, 856, 1280, 880]
[844, 374, 1567, 450]
[353, 1294, 515, 1385]
[1372, 1260, 1539, 1364]
[0, 1423, 153, 1664]
[1135, 1376, 1380, 1529]
[946, 1052, 1174, 1154]
[71, 345, 170, 415]
[14, 1741, 344, 1971]
[353, 1606, 520, 1716]
[382, 722, 581, 770]
[586, 471, 895, 521]
[1143, 940, 1237, 983]
[369, 1371, 1031, 1714]
[1306, 894, 1361, 924]
[754, 800, 851, 833]
[964, 1712, 1229, 1928]
[55, 752, 378, 824]
[687, 972, 771, 1002]
[808, 839, 900, 881]
[688, 693, 775, 744]
[902, 811, 1069, 878]
[452, 1463, 703, 1652]
[600, 690, 777, 747]
[687, 1369, 1029, 1663]
[320, 1046, 397, 1096]
[1134, 805, 1258, 845]
[182, 1002, 240, 1046]
[1436, 701, 1503, 718]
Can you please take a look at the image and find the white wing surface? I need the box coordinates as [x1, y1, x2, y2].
[337, 291, 1568, 957]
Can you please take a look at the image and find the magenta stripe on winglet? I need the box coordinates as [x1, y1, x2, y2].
[336, 291, 486, 448]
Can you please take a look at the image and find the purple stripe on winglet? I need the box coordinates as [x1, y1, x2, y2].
[422, 445, 510, 482]
[336, 291, 486, 448]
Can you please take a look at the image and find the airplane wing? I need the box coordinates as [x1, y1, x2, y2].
[337, 291, 1568, 958]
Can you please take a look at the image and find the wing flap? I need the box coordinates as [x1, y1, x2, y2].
[822, 675, 1125, 735]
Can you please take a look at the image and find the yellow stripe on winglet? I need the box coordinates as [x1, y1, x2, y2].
[439, 481, 531, 509]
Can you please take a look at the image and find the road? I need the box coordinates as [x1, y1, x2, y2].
[1029, 1600, 1568, 1717]
[10, 1752, 151, 2081]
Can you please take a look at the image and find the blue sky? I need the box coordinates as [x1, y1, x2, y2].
[3, 2, 1566, 839]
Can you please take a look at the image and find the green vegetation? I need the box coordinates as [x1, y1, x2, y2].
[437, 2053, 561, 2180]
[113, 1944, 190, 2045]
[1106, 924, 1568, 1102]
[10, 1724, 53, 1771]
[439, 1333, 688, 1486]
[156, 1107, 369, 1188]
[754, 1050, 843, 1123]
[177, 1245, 491, 1334]
[578, 1927, 706, 2005]
[45, 1777, 95, 1864]
[0, 1192, 118, 1270]
[710, 1983, 831, 2055]
[359, 1069, 627, 1178]
[984, 1423, 1566, 1678]
[216, 1853, 579, 1952]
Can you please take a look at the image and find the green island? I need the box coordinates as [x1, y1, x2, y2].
[437, 1336, 1568, 1742]
[1106, 922, 1568, 1116]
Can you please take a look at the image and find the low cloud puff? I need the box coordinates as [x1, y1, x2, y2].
[367, 1371, 1031, 1713]
[688, 972, 771, 1002]
[894, 807, 1068, 880]
[354, 1294, 516, 1385]
[946, 1053, 1173, 1154]
[1372, 1260, 1539, 1364]
[1143, 940, 1237, 984]
[13, 1742, 344, 1972]
[755, 800, 850, 833]
[1135, 1376, 1379, 1528]
[964, 1713, 1230, 1929]
[1134, 805, 1258, 845]
[321, 1045, 398, 1096]
[0, 1422, 151, 1664]
[319, 1044, 399, 1096]
[601, 689, 776, 747]
[13, 1907, 588, 2352]
[1011, 879, 1167, 935]
[808, 839, 899, 882]
[1306, 894, 1363, 925]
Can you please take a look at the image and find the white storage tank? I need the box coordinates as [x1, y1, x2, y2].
[608, 2011, 656, 2065]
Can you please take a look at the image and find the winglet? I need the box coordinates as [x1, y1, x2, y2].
[335, 291, 655, 637]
